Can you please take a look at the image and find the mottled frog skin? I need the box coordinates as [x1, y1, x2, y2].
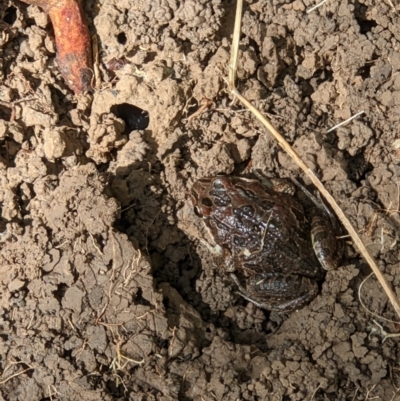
[191, 175, 342, 312]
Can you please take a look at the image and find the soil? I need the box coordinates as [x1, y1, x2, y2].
[1, 0, 400, 400]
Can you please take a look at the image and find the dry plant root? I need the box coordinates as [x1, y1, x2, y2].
[229, 0, 400, 319]
[20, 0, 92, 94]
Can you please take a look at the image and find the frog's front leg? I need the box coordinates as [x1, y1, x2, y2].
[230, 272, 318, 312]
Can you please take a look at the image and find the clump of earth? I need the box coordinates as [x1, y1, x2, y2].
[1, 0, 400, 399]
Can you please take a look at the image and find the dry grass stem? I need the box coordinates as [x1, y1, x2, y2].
[306, 0, 329, 13]
[228, 0, 243, 90]
[229, 0, 400, 319]
[110, 339, 145, 373]
[372, 320, 400, 343]
[326, 110, 365, 133]
[48, 384, 66, 400]
[0, 365, 35, 385]
[390, 389, 400, 401]
[364, 384, 378, 400]
[90, 233, 104, 255]
[310, 383, 322, 400]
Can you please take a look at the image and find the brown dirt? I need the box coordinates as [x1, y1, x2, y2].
[1, 0, 400, 400]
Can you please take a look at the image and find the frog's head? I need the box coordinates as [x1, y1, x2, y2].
[191, 176, 234, 218]
[190, 177, 214, 218]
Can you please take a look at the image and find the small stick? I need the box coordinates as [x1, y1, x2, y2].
[20, 0, 92, 94]
[228, 0, 400, 319]
[326, 110, 365, 133]
[187, 98, 213, 124]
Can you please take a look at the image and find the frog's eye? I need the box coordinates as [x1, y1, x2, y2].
[213, 179, 226, 189]
[201, 197, 213, 207]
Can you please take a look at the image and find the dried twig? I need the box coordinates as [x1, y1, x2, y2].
[187, 98, 213, 124]
[20, 0, 92, 94]
[228, 0, 400, 319]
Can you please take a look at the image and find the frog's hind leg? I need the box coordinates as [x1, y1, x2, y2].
[311, 214, 343, 271]
[230, 273, 319, 312]
[291, 178, 343, 270]
[252, 170, 297, 195]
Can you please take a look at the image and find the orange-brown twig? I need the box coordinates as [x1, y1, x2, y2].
[21, 0, 92, 94]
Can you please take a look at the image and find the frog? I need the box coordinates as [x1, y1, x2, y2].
[190, 175, 342, 312]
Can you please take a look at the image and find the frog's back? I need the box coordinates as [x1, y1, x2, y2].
[231, 190, 323, 279]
